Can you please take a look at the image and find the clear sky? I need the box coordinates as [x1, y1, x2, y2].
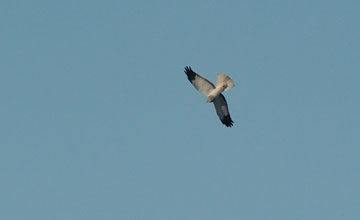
[1, 0, 359, 219]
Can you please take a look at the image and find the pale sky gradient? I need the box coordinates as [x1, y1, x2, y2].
[1, 0, 360, 219]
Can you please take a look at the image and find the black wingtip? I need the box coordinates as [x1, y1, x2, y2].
[221, 115, 234, 127]
[184, 66, 196, 81]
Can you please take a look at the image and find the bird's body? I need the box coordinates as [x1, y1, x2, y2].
[206, 83, 226, 103]
[184, 66, 235, 127]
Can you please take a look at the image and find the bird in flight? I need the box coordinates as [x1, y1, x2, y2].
[184, 66, 235, 127]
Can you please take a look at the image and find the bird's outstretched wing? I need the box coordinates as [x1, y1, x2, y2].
[213, 94, 234, 127]
[184, 66, 215, 96]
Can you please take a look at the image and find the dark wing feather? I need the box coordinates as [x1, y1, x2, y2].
[184, 66, 215, 95]
[213, 94, 234, 127]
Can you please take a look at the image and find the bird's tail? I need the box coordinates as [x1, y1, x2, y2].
[216, 74, 235, 91]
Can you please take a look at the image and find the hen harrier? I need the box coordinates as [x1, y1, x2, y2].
[184, 66, 235, 127]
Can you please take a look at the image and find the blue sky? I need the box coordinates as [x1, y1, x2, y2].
[1, 0, 359, 219]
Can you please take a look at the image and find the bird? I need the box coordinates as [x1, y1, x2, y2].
[184, 66, 235, 127]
